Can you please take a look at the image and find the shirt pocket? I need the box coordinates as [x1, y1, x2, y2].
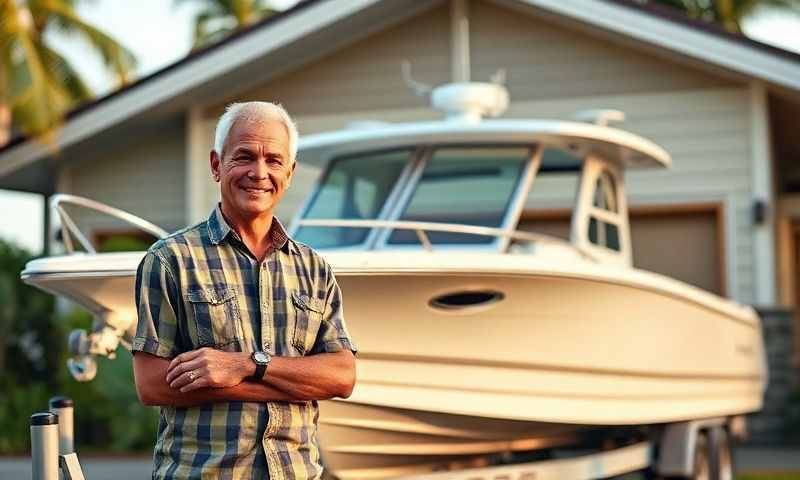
[186, 286, 242, 351]
[290, 291, 324, 355]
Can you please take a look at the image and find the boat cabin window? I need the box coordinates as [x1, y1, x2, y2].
[588, 169, 621, 251]
[295, 150, 409, 248]
[387, 146, 530, 245]
[593, 171, 618, 212]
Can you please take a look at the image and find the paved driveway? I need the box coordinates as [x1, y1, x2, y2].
[0, 456, 152, 479]
[3, 446, 800, 478]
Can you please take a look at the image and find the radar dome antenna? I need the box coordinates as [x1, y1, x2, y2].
[401, 60, 510, 122]
[401, 60, 432, 97]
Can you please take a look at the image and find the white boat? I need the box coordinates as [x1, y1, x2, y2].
[21, 81, 766, 479]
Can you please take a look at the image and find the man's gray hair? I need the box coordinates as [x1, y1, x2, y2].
[213, 101, 299, 163]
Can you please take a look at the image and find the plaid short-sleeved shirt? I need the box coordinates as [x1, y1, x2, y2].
[133, 205, 356, 480]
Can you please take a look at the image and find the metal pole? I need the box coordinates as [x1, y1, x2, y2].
[450, 0, 470, 82]
[43, 192, 51, 256]
[49, 396, 74, 455]
[30, 412, 59, 480]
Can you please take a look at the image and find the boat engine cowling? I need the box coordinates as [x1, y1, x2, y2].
[67, 311, 134, 382]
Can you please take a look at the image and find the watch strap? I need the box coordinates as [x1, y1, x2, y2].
[252, 362, 267, 381]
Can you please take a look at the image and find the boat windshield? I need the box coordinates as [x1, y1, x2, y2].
[386, 146, 531, 245]
[294, 146, 532, 249]
[294, 150, 410, 248]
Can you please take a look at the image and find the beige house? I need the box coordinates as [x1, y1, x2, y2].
[1, 0, 799, 315]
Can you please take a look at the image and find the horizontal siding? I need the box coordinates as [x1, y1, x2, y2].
[66, 120, 187, 236]
[470, 0, 735, 101]
[210, 3, 451, 117]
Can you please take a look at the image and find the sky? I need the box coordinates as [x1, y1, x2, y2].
[0, 1, 798, 253]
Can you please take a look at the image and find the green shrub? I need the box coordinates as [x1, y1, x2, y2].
[0, 238, 157, 454]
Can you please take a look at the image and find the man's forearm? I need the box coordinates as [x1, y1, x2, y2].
[133, 351, 302, 407]
[162, 348, 356, 402]
[146, 379, 297, 407]
[257, 350, 356, 401]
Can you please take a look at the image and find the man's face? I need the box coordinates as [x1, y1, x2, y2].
[211, 118, 294, 218]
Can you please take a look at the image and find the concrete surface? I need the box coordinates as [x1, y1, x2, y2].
[2, 446, 799, 478]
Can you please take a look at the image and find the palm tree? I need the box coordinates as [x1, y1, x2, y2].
[176, 0, 277, 49]
[650, 0, 800, 33]
[0, 0, 137, 146]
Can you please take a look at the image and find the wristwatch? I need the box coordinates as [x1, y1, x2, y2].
[250, 351, 271, 381]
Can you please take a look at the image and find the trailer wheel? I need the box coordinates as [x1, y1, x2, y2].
[709, 427, 734, 480]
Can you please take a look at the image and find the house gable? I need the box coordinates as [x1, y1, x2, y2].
[471, 0, 736, 101]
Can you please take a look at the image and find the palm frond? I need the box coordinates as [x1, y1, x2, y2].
[649, 0, 800, 32]
[35, 42, 92, 102]
[184, 0, 275, 47]
[0, 0, 23, 104]
[256, 5, 277, 17]
[10, 31, 71, 141]
[192, 11, 235, 48]
[33, 0, 138, 84]
[195, 23, 237, 48]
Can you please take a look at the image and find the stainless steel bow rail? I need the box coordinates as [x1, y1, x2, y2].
[51, 194, 169, 254]
[295, 218, 597, 260]
[46, 195, 170, 383]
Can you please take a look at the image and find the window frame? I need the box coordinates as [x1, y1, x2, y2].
[571, 154, 632, 266]
[290, 143, 543, 252]
[373, 143, 542, 251]
[288, 147, 420, 251]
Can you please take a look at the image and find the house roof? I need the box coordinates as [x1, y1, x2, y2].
[2, 0, 800, 191]
[524, 0, 800, 89]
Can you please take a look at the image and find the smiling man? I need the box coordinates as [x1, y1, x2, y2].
[132, 102, 356, 480]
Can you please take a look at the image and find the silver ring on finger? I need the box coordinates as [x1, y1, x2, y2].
[188, 370, 197, 381]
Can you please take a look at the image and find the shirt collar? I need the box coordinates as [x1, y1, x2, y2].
[207, 204, 291, 253]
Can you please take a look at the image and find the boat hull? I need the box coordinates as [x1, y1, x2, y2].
[317, 257, 765, 477]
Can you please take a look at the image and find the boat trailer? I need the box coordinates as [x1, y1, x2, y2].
[29, 396, 741, 480]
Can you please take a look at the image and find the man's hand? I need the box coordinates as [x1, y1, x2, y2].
[165, 348, 254, 392]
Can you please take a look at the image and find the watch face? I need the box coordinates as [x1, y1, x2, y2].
[253, 352, 269, 364]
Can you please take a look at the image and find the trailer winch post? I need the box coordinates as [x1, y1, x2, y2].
[30, 412, 59, 480]
[49, 396, 75, 455]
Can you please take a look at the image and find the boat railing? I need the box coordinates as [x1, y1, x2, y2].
[51, 194, 169, 254]
[295, 218, 596, 260]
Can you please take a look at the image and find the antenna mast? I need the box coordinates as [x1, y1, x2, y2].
[400, 0, 510, 122]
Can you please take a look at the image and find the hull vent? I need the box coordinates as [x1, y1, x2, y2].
[429, 290, 504, 311]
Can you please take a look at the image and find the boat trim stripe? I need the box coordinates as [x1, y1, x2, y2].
[356, 352, 763, 383]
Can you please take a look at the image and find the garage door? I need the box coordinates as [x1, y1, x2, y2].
[516, 205, 724, 296]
